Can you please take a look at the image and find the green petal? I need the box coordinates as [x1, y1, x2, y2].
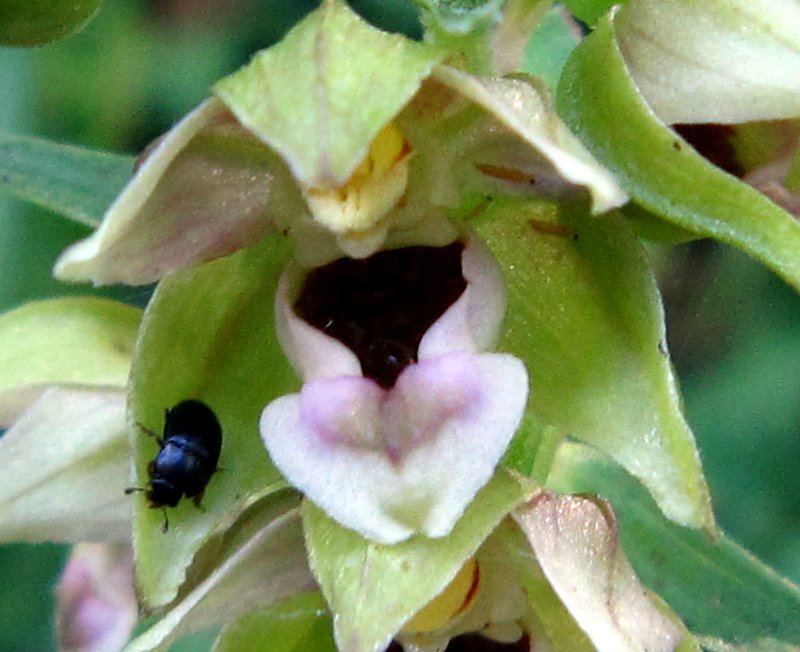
[615, 0, 800, 124]
[55, 99, 303, 285]
[0, 0, 102, 46]
[214, 0, 444, 188]
[434, 65, 627, 213]
[0, 132, 133, 227]
[126, 497, 312, 652]
[128, 235, 298, 609]
[303, 469, 534, 652]
[213, 593, 336, 652]
[475, 198, 714, 531]
[557, 12, 800, 292]
[0, 297, 140, 427]
[0, 387, 129, 543]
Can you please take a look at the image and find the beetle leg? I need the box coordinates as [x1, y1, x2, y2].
[160, 508, 169, 534]
[191, 492, 207, 512]
[136, 421, 164, 447]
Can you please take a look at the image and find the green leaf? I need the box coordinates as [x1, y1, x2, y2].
[214, 593, 335, 652]
[556, 13, 800, 293]
[0, 133, 134, 227]
[215, 0, 444, 188]
[0, 0, 103, 46]
[548, 441, 800, 645]
[475, 198, 714, 531]
[0, 297, 141, 426]
[303, 469, 533, 652]
[128, 235, 299, 609]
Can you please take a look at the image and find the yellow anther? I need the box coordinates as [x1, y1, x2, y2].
[402, 558, 480, 634]
[302, 123, 411, 237]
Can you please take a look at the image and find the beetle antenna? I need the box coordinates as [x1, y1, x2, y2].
[161, 508, 169, 534]
[124, 486, 146, 495]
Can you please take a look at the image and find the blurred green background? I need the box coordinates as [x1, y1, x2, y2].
[1, 1, 799, 650]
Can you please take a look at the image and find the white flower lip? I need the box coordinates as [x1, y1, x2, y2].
[261, 231, 529, 544]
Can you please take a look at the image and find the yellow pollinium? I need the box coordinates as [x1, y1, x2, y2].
[402, 558, 480, 634]
[302, 123, 411, 237]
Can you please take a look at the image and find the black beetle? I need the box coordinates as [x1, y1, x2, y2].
[126, 399, 222, 531]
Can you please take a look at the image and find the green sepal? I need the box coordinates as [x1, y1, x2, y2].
[614, 0, 800, 125]
[475, 197, 714, 532]
[0, 297, 140, 426]
[215, 0, 444, 188]
[0, 387, 130, 543]
[128, 234, 298, 609]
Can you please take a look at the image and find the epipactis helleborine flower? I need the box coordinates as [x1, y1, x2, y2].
[262, 230, 528, 543]
[44, 0, 626, 549]
[52, 0, 625, 286]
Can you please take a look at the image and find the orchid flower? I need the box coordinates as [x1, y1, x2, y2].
[0, 0, 750, 650]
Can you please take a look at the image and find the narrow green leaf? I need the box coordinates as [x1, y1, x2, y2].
[214, 593, 335, 652]
[0, 297, 141, 426]
[475, 198, 713, 531]
[0, 0, 103, 46]
[128, 235, 298, 609]
[304, 469, 533, 652]
[556, 13, 800, 292]
[0, 133, 134, 227]
[549, 441, 800, 645]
